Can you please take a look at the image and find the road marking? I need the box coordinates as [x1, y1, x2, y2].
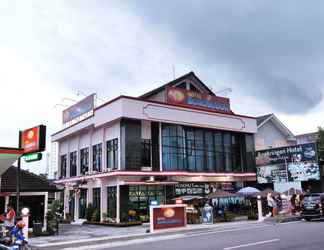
[61, 234, 185, 250]
[223, 239, 280, 250]
[185, 224, 271, 237]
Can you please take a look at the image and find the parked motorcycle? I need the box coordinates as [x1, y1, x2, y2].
[0, 221, 29, 250]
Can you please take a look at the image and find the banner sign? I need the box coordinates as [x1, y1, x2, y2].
[150, 204, 186, 232]
[166, 87, 231, 113]
[21, 125, 46, 154]
[256, 143, 320, 183]
[63, 94, 94, 124]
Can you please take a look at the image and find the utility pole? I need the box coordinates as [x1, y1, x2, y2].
[16, 131, 22, 214]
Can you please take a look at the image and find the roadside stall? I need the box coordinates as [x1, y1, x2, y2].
[173, 195, 205, 224]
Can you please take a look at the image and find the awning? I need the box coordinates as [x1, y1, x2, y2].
[0, 147, 24, 176]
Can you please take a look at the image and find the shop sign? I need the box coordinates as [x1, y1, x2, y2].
[150, 204, 186, 232]
[256, 143, 320, 183]
[21, 125, 46, 154]
[63, 94, 94, 124]
[166, 87, 231, 113]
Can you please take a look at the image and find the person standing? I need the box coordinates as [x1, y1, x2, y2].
[4, 204, 16, 229]
[267, 193, 277, 217]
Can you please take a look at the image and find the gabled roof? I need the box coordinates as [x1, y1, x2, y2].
[256, 113, 296, 141]
[1, 166, 59, 192]
[140, 71, 215, 99]
[256, 114, 273, 127]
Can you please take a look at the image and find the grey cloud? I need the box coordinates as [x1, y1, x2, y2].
[126, 0, 324, 113]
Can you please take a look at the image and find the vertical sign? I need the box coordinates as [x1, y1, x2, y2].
[21, 125, 46, 154]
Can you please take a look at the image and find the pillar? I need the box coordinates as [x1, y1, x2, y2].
[43, 192, 48, 230]
[101, 185, 107, 222]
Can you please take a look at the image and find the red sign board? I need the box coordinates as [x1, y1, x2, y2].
[151, 205, 186, 231]
[21, 125, 46, 154]
[166, 87, 231, 113]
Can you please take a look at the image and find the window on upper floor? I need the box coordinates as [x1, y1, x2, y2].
[107, 139, 118, 170]
[93, 143, 102, 172]
[70, 151, 77, 177]
[80, 147, 89, 175]
[141, 139, 151, 167]
[162, 124, 246, 173]
[60, 155, 67, 178]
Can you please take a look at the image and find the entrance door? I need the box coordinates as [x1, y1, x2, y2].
[79, 189, 87, 219]
[69, 190, 75, 220]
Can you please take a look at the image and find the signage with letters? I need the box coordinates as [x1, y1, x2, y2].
[256, 143, 320, 183]
[166, 87, 231, 113]
[63, 94, 95, 124]
[21, 125, 46, 154]
[150, 204, 186, 232]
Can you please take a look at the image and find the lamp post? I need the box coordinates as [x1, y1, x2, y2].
[21, 207, 30, 240]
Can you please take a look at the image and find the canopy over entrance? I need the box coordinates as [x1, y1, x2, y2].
[0, 147, 24, 176]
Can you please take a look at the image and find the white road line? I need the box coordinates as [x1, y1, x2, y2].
[223, 239, 280, 250]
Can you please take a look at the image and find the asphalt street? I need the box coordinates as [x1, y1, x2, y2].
[65, 220, 324, 250]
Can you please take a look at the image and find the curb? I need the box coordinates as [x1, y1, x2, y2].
[30, 221, 260, 250]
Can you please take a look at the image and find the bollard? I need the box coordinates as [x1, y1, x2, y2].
[21, 207, 30, 240]
[257, 195, 264, 222]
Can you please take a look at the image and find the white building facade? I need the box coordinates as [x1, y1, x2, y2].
[53, 72, 257, 223]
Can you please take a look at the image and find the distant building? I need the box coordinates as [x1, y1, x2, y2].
[255, 113, 296, 151]
[255, 114, 321, 192]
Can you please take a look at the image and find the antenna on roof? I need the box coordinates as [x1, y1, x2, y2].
[172, 65, 175, 80]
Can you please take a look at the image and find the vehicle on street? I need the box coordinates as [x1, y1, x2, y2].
[301, 193, 324, 221]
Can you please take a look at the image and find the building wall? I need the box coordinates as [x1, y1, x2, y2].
[255, 120, 295, 151]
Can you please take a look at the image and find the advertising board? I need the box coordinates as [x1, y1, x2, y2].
[150, 204, 186, 232]
[166, 87, 231, 113]
[62, 94, 94, 124]
[256, 143, 320, 184]
[20, 125, 46, 154]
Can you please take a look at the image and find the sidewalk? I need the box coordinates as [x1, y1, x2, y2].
[30, 221, 262, 250]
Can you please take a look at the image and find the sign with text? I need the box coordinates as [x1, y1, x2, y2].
[63, 94, 94, 124]
[21, 125, 46, 154]
[256, 143, 320, 183]
[166, 87, 231, 113]
[150, 204, 186, 232]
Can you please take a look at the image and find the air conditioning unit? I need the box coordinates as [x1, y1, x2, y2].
[141, 167, 152, 171]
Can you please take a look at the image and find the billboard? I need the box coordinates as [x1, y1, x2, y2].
[150, 204, 186, 232]
[20, 125, 46, 154]
[166, 87, 231, 113]
[256, 143, 320, 184]
[63, 94, 94, 124]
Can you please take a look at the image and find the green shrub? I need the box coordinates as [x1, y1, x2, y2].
[85, 203, 95, 221]
[92, 209, 100, 222]
[247, 210, 258, 220]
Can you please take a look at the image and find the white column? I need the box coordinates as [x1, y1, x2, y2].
[75, 192, 79, 220]
[257, 195, 264, 222]
[4, 196, 9, 212]
[64, 188, 69, 219]
[67, 140, 71, 178]
[101, 184, 107, 222]
[43, 192, 48, 231]
[87, 187, 92, 206]
[116, 185, 120, 223]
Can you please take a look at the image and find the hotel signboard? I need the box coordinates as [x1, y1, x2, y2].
[256, 143, 320, 184]
[166, 87, 231, 113]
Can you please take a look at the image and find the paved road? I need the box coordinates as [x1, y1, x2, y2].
[64, 221, 324, 250]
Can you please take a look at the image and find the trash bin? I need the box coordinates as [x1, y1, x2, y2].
[33, 222, 42, 236]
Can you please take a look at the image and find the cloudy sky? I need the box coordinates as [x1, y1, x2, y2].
[1, 1, 324, 174]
